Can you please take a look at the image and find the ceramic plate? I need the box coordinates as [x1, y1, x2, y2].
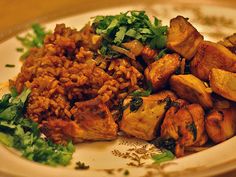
[0, 3, 235, 177]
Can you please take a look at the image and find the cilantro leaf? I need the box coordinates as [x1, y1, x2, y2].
[152, 150, 175, 164]
[92, 11, 168, 57]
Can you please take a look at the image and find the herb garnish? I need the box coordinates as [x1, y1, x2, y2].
[75, 161, 90, 170]
[186, 122, 197, 141]
[130, 89, 151, 97]
[164, 97, 180, 110]
[130, 97, 143, 112]
[152, 149, 175, 164]
[0, 89, 75, 166]
[16, 23, 50, 60]
[130, 81, 152, 97]
[92, 11, 167, 57]
[5, 64, 15, 68]
[151, 137, 176, 153]
[155, 48, 171, 60]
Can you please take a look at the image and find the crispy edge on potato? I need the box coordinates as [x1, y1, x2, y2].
[205, 108, 236, 143]
[169, 74, 213, 109]
[209, 68, 236, 102]
[120, 91, 177, 141]
[190, 41, 236, 81]
[167, 16, 203, 60]
[144, 53, 181, 91]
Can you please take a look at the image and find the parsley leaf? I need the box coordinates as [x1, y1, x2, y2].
[152, 150, 175, 164]
[130, 97, 143, 112]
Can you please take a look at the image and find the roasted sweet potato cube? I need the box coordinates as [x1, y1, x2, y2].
[120, 91, 177, 141]
[144, 53, 180, 91]
[169, 74, 213, 109]
[209, 68, 236, 102]
[167, 16, 203, 60]
[190, 41, 236, 81]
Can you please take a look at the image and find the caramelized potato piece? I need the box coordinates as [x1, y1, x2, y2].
[120, 91, 177, 141]
[169, 74, 213, 109]
[123, 40, 144, 56]
[145, 53, 181, 91]
[218, 33, 236, 54]
[209, 68, 236, 102]
[167, 16, 203, 60]
[205, 108, 236, 143]
[161, 101, 207, 157]
[190, 41, 236, 81]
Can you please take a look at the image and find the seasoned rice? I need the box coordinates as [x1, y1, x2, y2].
[14, 24, 144, 143]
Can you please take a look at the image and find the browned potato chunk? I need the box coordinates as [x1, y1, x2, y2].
[161, 101, 207, 157]
[167, 16, 203, 60]
[190, 41, 236, 81]
[209, 68, 236, 102]
[205, 108, 236, 143]
[169, 74, 213, 109]
[144, 53, 180, 91]
[120, 91, 177, 141]
[218, 33, 236, 54]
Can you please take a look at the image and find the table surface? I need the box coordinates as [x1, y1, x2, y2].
[0, 0, 236, 177]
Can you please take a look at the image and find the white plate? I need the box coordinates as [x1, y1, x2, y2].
[0, 3, 236, 177]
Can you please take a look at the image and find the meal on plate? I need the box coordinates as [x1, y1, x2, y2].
[0, 11, 236, 166]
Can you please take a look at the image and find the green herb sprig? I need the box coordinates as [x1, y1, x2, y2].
[152, 150, 175, 164]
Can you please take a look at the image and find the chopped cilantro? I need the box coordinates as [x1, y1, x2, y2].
[92, 11, 167, 57]
[16, 23, 50, 60]
[0, 89, 75, 166]
[164, 97, 180, 110]
[5, 64, 15, 68]
[131, 81, 152, 97]
[16, 48, 24, 52]
[152, 150, 175, 164]
[156, 48, 171, 60]
[130, 89, 151, 97]
[130, 97, 143, 112]
[75, 161, 90, 170]
[186, 122, 197, 141]
[151, 137, 176, 153]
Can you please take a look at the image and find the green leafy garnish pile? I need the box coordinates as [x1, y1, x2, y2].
[0, 89, 75, 166]
[16, 24, 50, 60]
[92, 11, 168, 56]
